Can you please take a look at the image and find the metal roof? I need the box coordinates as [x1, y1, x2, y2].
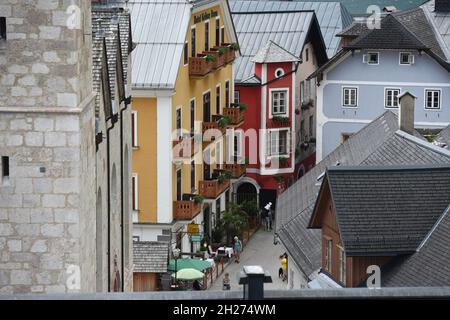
[231, 10, 314, 82]
[230, 0, 353, 58]
[422, 0, 450, 61]
[129, 0, 192, 89]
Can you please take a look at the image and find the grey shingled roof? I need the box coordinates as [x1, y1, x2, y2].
[382, 205, 450, 287]
[321, 166, 450, 256]
[92, 7, 132, 113]
[277, 111, 450, 278]
[133, 241, 169, 273]
[345, 14, 429, 50]
[436, 125, 450, 149]
[422, 0, 450, 61]
[252, 41, 300, 63]
[336, 21, 369, 38]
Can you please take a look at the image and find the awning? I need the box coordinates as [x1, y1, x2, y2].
[167, 258, 212, 272]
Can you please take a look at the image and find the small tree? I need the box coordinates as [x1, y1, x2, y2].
[222, 203, 248, 245]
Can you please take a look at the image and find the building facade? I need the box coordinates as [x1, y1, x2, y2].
[130, 0, 241, 274]
[312, 6, 450, 162]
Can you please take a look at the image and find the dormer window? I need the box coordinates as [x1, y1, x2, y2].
[363, 52, 379, 65]
[0, 17, 6, 41]
[400, 52, 415, 65]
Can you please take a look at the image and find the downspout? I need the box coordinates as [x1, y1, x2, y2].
[106, 112, 118, 292]
[120, 94, 132, 292]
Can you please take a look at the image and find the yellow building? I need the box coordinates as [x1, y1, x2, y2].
[129, 0, 243, 257]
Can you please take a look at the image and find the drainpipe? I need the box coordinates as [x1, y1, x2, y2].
[106, 112, 118, 292]
[119, 94, 132, 292]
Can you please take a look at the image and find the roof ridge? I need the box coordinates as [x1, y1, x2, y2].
[328, 163, 450, 172]
[395, 130, 450, 158]
[417, 204, 450, 251]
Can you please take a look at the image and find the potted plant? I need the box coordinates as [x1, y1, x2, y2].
[205, 54, 216, 62]
[193, 195, 204, 204]
[218, 174, 226, 184]
[238, 103, 248, 111]
[218, 115, 231, 129]
[230, 43, 240, 51]
[272, 116, 290, 124]
[218, 47, 227, 56]
[224, 170, 233, 180]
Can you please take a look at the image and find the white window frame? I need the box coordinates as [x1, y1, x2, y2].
[342, 87, 358, 108]
[234, 90, 240, 104]
[267, 128, 290, 158]
[189, 98, 196, 134]
[204, 20, 210, 52]
[399, 52, 414, 65]
[338, 245, 346, 285]
[215, 83, 221, 114]
[190, 25, 196, 58]
[215, 141, 222, 166]
[234, 130, 243, 159]
[183, 41, 189, 66]
[215, 16, 221, 47]
[384, 88, 401, 109]
[220, 25, 225, 45]
[269, 88, 289, 118]
[275, 68, 285, 78]
[132, 111, 139, 148]
[424, 89, 442, 110]
[132, 173, 139, 211]
[363, 52, 379, 65]
[175, 106, 183, 140]
[325, 238, 332, 272]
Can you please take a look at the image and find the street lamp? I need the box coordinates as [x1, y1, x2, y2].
[173, 248, 181, 288]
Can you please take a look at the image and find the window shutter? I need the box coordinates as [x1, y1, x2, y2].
[363, 54, 369, 64]
[409, 54, 415, 65]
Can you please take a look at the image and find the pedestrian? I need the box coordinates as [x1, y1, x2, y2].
[223, 273, 231, 290]
[263, 202, 272, 231]
[233, 236, 242, 263]
[280, 253, 287, 282]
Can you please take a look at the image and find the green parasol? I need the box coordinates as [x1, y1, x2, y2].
[168, 258, 212, 272]
[171, 268, 204, 281]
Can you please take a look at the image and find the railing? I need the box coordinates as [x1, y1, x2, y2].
[173, 135, 198, 159]
[199, 179, 230, 199]
[223, 163, 246, 178]
[223, 106, 245, 125]
[189, 55, 212, 77]
[173, 200, 201, 221]
[202, 121, 226, 142]
[204, 50, 224, 70]
[220, 44, 236, 64]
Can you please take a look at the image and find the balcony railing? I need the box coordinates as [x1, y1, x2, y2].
[223, 105, 245, 125]
[202, 120, 226, 142]
[173, 199, 201, 221]
[223, 163, 246, 178]
[189, 55, 213, 77]
[219, 44, 236, 64]
[199, 179, 230, 199]
[204, 50, 225, 70]
[173, 135, 198, 159]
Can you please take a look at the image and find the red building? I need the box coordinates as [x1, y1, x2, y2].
[233, 41, 299, 206]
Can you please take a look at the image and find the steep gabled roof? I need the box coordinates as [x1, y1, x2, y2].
[422, 0, 450, 61]
[311, 165, 450, 256]
[336, 21, 369, 38]
[381, 205, 450, 287]
[345, 14, 429, 51]
[436, 125, 450, 149]
[133, 241, 169, 273]
[252, 41, 300, 63]
[276, 111, 450, 278]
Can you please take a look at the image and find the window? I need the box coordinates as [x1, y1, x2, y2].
[309, 115, 314, 138]
[176, 107, 182, 140]
[400, 52, 414, 65]
[268, 130, 289, 156]
[305, 48, 309, 62]
[342, 87, 358, 107]
[215, 18, 220, 47]
[225, 81, 230, 108]
[204, 21, 209, 51]
[300, 81, 305, 103]
[176, 168, 182, 201]
[275, 68, 284, 78]
[190, 160, 196, 192]
[305, 80, 311, 100]
[271, 90, 288, 115]
[234, 91, 240, 104]
[203, 92, 211, 122]
[0, 17, 6, 41]
[234, 130, 243, 160]
[221, 26, 225, 45]
[325, 239, 332, 272]
[191, 27, 196, 57]
[183, 42, 188, 65]
[339, 246, 346, 285]
[132, 174, 138, 211]
[190, 99, 195, 134]
[385, 88, 400, 108]
[216, 141, 222, 166]
[2, 156, 9, 182]
[425, 89, 441, 110]
[131, 111, 138, 147]
[364, 52, 379, 64]
[216, 85, 221, 115]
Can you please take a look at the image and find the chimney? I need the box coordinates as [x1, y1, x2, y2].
[398, 92, 416, 135]
[435, 0, 450, 12]
[383, 6, 397, 13]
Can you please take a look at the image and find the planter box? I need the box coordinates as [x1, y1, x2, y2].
[173, 136, 198, 159]
[220, 44, 236, 64]
[202, 122, 226, 141]
[189, 56, 212, 77]
[205, 50, 225, 69]
[173, 200, 201, 220]
[223, 163, 246, 178]
[223, 107, 245, 125]
[199, 179, 230, 199]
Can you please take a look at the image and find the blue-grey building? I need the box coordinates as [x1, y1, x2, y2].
[311, 0, 450, 161]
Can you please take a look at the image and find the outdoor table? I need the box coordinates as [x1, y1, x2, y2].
[216, 247, 234, 258]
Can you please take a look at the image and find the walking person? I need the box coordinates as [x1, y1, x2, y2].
[280, 253, 288, 282]
[233, 236, 242, 263]
[223, 273, 231, 290]
[263, 202, 272, 231]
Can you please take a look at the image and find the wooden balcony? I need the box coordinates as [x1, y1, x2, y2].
[173, 135, 198, 159]
[220, 44, 236, 64]
[189, 55, 212, 77]
[199, 179, 230, 199]
[173, 200, 201, 221]
[204, 50, 225, 70]
[223, 106, 245, 126]
[202, 121, 226, 142]
[223, 163, 246, 178]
